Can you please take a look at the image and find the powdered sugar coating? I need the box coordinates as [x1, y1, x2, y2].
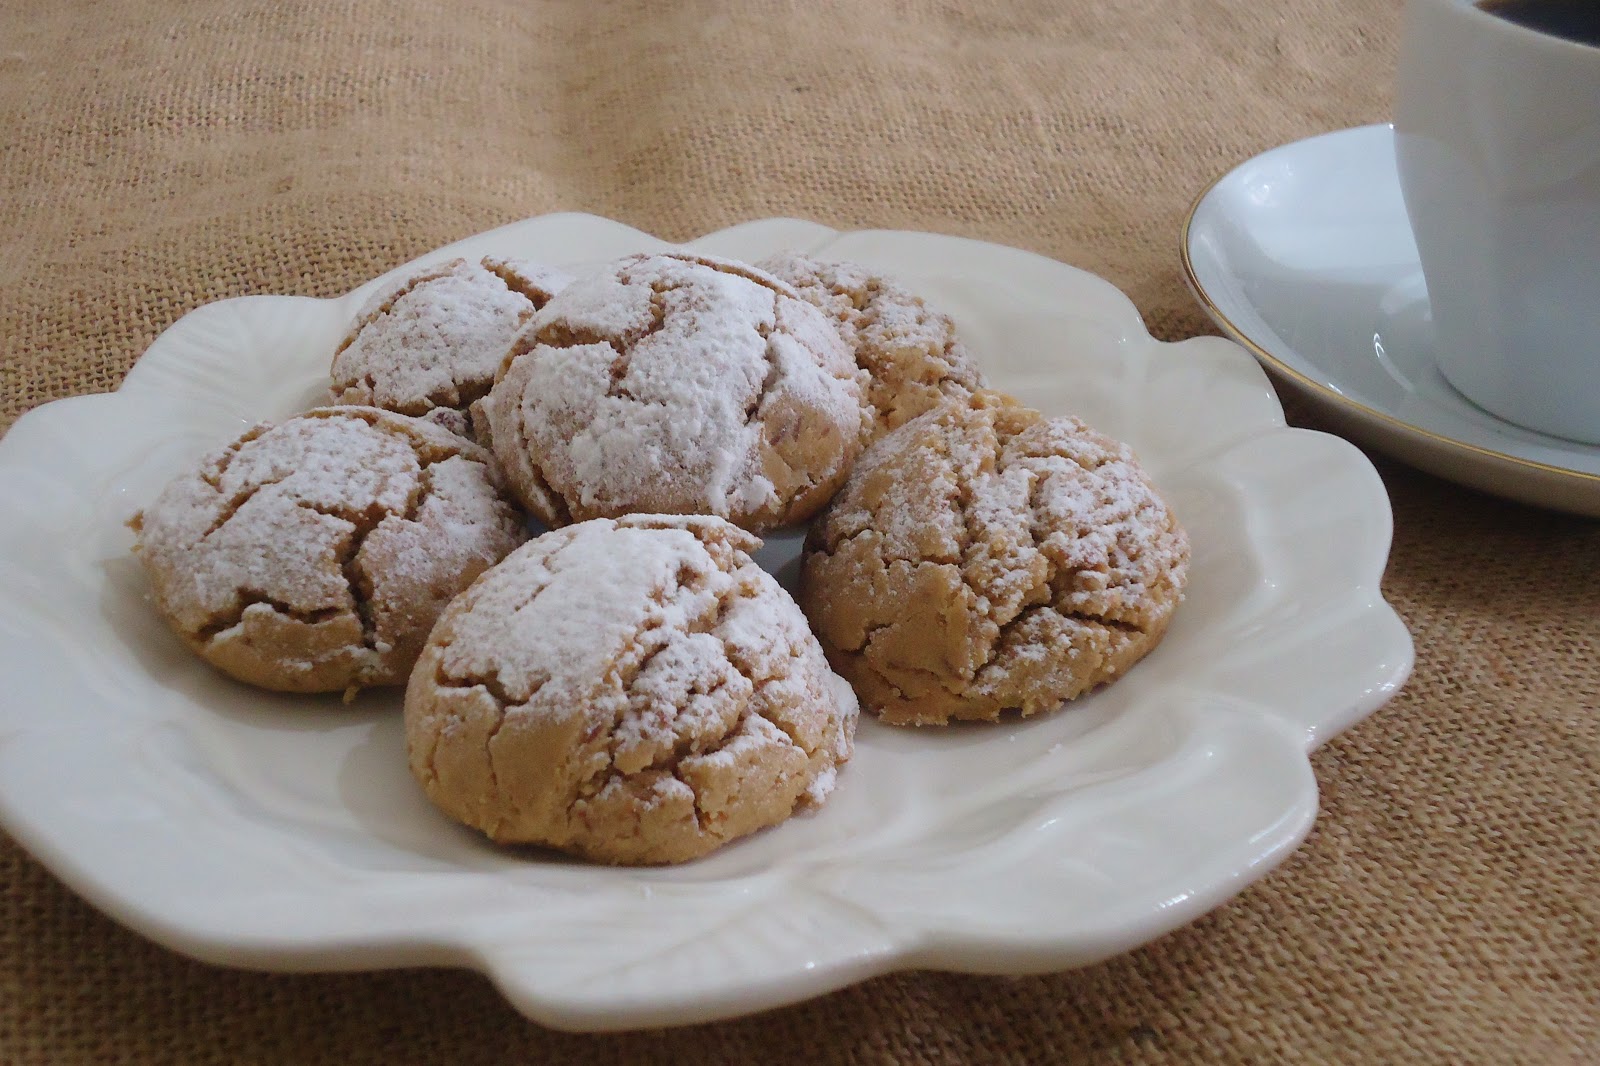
[800, 390, 1189, 725]
[481, 252, 865, 532]
[405, 514, 858, 865]
[133, 407, 528, 694]
[758, 252, 986, 442]
[330, 256, 571, 434]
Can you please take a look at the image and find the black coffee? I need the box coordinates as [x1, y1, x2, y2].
[1478, 0, 1600, 46]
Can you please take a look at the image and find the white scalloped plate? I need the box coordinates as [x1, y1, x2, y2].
[0, 215, 1411, 1030]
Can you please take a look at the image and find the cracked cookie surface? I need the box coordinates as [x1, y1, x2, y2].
[757, 252, 985, 444]
[480, 252, 865, 532]
[799, 390, 1188, 726]
[132, 407, 528, 695]
[330, 256, 571, 437]
[404, 514, 858, 865]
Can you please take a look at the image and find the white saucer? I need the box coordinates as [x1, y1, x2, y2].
[1183, 123, 1600, 517]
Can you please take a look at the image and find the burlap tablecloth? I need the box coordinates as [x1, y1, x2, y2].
[2, 1, 1596, 1061]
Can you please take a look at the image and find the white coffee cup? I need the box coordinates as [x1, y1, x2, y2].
[1395, 0, 1600, 444]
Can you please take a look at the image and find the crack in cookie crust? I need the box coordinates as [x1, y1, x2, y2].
[799, 389, 1189, 726]
[132, 407, 527, 695]
[405, 514, 858, 865]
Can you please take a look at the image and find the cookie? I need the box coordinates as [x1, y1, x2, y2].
[405, 514, 858, 865]
[132, 407, 528, 695]
[799, 390, 1188, 726]
[757, 252, 985, 443]
[480, 252, 865, 533]
[330, 256, 571, 437]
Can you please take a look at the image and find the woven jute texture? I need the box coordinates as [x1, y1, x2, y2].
[2, 0, 1597, 1062]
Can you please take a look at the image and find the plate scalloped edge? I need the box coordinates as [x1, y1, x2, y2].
[0, 213, 1413, 1030]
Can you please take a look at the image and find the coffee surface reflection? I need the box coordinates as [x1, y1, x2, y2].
[1478, 0, 1600, 47]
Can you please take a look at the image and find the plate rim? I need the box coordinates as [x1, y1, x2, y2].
[1180, 122, 1600, 492]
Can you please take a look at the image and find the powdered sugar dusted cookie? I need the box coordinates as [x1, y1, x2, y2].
[330, 256, 571, 437]
[758, 252, 985, 443]
[405, 514, 858, 865]
[132, 407, 528, 696]
[800, 390, 1188, 726]
[480, 252, 865, 532]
